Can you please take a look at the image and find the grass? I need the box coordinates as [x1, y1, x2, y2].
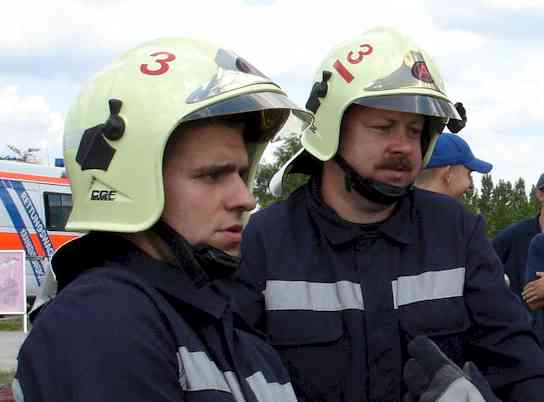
[0, 316, 24, 331]
[0, 369, 14, 386]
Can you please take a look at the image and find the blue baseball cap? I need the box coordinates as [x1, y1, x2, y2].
[425, 133, 493, 173]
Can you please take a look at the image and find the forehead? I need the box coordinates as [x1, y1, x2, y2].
[166, 123, 247, 163]
[346, 104, 425, 124]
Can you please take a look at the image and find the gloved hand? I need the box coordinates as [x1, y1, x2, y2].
[446, 102, 467, 133]
[403, 336, 501, 402]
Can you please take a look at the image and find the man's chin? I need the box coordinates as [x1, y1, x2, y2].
[378, 176, 415, 188]
[210, 241, 241, 258]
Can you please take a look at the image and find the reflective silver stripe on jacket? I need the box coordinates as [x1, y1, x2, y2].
[264, 280, 364, 311]
[391, 267, 466, 308]
[177, 347, 246, 401]
[177, 347, 297, 401]
[11, 378, 24, 402]
[246, 371, 297, 402]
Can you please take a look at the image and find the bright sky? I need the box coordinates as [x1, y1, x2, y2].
[2, 0, 544, 189]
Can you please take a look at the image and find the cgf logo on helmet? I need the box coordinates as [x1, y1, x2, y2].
[91, 190, 117, 201]
[411, 61, 434, 84]
[333, 43, 374, 84]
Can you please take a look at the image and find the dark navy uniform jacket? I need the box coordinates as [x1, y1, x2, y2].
[493, 215, 541, 300]
[15, 233, 297, 402]
[234, 180, 544, 402]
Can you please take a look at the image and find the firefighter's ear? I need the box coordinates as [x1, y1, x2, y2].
[441, 166, 453, 185]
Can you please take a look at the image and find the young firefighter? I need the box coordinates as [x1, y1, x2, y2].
[13, 37, 313, 402]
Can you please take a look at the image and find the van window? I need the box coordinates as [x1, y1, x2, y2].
[44, 192, 72, 231]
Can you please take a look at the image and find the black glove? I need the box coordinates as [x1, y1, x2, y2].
[403, 336, 502, 402]
[446, 102, 467, 133]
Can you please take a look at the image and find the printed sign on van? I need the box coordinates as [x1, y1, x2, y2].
[0, 251, 25, 314]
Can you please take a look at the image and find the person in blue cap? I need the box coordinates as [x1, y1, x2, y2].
[522, 233, 544, 343]
[415, 133, 493, 198]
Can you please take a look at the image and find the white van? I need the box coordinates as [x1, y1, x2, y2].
[0, 160, 79, 303]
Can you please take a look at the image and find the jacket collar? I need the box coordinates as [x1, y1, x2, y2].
[52, 232, 229, 320]
[305, 176, 415, 246]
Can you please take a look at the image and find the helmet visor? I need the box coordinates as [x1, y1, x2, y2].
[354, 94, 461, 120]
[183, 92, 314, 142]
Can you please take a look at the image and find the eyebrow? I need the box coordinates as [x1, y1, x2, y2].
[193, 162, 249, 176]
[369, 118, 424, 127]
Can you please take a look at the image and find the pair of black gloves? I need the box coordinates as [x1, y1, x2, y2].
[404, 336, 501, 402]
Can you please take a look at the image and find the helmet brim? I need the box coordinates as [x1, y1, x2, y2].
[183, 91, 313, 142]
[354, 94, 461, 120]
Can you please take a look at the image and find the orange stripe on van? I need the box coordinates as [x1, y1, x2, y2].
[0, 171, 70, 186]
[0, 232, 78, 255]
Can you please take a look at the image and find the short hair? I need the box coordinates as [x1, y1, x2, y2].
[164, 114, 248, 163]
[415, 166, 442, 186]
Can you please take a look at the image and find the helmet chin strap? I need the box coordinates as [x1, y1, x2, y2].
[333, 154, 413, 206]
[151, 219, 239, 286]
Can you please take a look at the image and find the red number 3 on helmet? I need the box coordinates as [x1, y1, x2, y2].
[140, 52, 176, 76]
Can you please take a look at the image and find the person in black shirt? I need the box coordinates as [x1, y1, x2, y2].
[493, 173, 544, 300]
[233, 27, 544, 402]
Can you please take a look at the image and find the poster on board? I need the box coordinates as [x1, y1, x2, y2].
[0, 250, 25, 314]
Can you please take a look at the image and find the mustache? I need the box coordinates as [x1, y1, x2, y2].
[375, 155, 414, 171]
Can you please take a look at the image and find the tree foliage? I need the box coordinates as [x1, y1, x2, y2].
[253, 136, 309, 209]
[460, 175, 539, 238]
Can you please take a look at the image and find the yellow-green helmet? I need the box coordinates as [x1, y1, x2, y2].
[64, 37, 312, 232]
[271, 27, 461, 196]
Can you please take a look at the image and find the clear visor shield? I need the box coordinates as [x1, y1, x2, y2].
[186, 48, 273, 104]
[360, 50, 461, 121]
[355, 94, 461, 120]
[183, 92, 314, 142]
[365, 51, 443, 94]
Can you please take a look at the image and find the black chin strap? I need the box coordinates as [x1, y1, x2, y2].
[333, 154, 412, 206]
[151, 219, 240, 287]
[192, 244, 240, 276]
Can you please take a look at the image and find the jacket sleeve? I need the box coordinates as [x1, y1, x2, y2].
[15, 272, 186, 402]
[464, 215, 544, 402]
[491, 230, 510, 264]
[230, 215, 268, 330]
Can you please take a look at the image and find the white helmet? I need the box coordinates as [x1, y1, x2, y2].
[63, 37, 313, 232]
[271, 27, 461, 197]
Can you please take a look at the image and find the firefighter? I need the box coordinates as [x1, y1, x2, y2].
[233, 27, 544, 401]
[13, 37, 313, 402]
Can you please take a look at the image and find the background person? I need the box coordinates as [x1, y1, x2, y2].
[415, 132, 492, 198]
[13, 37, 313, 402]
[493, 173, 544, 301]
[522, 233, 544, 343]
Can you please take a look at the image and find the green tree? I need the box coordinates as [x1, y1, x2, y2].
[460, 187, 479, 214]
[529, 185, 542, 215]
[253, 136, 309, 209]
[478, 174, 494, 224]
[488, 180, 513, 238]
[511, 178, 531, 222]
